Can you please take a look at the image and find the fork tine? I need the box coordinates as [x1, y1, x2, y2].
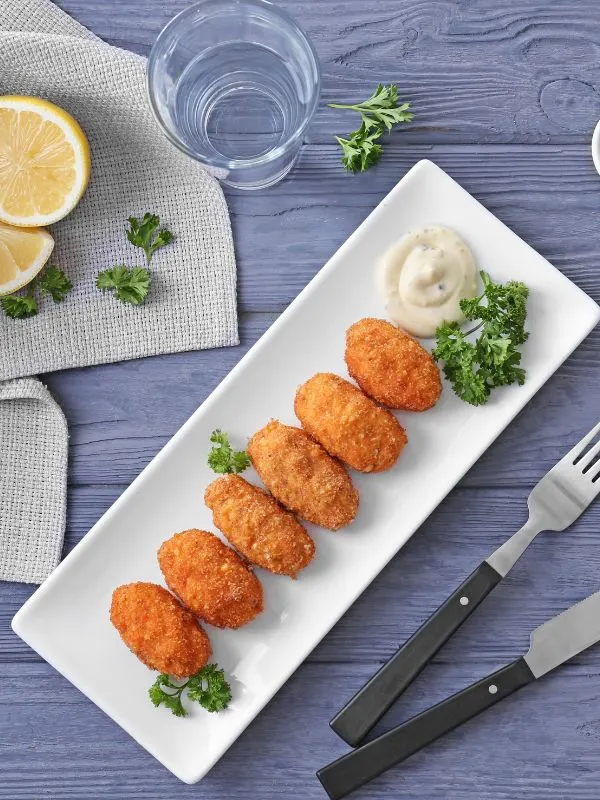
[584, 467, 600, 499]
[578, 438, 600, 472]
[566, 420, 600, 465]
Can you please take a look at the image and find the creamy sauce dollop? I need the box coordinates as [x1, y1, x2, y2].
[378, 226, 478, 338]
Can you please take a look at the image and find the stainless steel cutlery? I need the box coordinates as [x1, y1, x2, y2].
[330, 420, 600, 748]
[318, 588, 600, 800]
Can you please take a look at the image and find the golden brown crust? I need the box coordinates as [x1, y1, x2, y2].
[345, 318, 442, 411]
[294, 372, 407, 472]
[247, 420, 358, 531]
[205, 475, 315, 577]
[158, 529, 263, 629]
[110, 582, 211, 678]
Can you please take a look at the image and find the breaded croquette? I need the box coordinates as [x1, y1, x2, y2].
[205, 475, 315, 578]
[110, 582, 211, 678]
[345, 318, 442, 411]
[247, 420, 358, 531]
[158, 529, 263, 628]
[295, 373, 407, 472]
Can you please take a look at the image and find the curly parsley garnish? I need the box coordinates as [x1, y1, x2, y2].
[127, 213, 173, 264]
[96, 266, 150, 306]
[208, 430, 251, 474]
[38, 265, 74, 302]
[1, 293, 38, 319]
[432, 271, 529, 406]
[329, 84, 413, 173]
[1, 265, 73, 319]
[149, 664, 232, 717]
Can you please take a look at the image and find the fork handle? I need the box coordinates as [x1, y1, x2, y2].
[329, 561, 502, 746]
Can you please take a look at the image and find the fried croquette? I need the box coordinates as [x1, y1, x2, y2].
[110, 582, 211, 678]
[294, 373, 407, 472]
[205, 475, 315, 578]
[247, 420, 358, 531]
[345, 318, 442, 411]
[158, 529, 263, 628]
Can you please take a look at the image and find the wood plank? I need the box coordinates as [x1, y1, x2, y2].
[227, 144, 600, 312]
[41, 310, 600, 488]
[7, 5, 600, 798]
[54, 0, 600, 144]
[4, 486, 599, 664]
[0, 660, 599, 799]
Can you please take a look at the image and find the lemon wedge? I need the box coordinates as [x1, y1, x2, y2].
[0, 221, 54, 295]
[0, 96, 91, 227]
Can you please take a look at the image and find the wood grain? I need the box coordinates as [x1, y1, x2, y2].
[41, 312, 600, 488]
[56, 0, 600, 144]
[4, 1, 600, 798]
[2, 660, 600, 800]
[2, 486, 598, 665]
[226, 144, 600, 312]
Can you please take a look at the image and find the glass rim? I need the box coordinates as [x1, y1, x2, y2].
[146, 0, 322, 171]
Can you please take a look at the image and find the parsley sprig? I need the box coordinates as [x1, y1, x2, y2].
[208, 430, 250, 474]
[149, 664, 232, 717]
[1, 265, 73, 319]
[329, 84, 413, 172]
[433, 271, 529, 406]
[96, 212, 173, 306]
[127, 213, 173, 264]
[96, 266, 150, 305]
[1, 293, 38, 319]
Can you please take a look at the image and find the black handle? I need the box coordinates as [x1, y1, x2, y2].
[318, 657, 534, 800]
[330, 561, 502, 746]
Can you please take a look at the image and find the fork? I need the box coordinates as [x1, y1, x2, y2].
[330, 420, 600, 747]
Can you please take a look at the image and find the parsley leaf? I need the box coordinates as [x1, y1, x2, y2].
[432, 271, 529, 406]
[149, 665, 232, 717]
[96, 266, 150, 305]
[329, 84, 413, 172]
[330, 84, 413, 131]
[0, 293, 38, 319]
[37, 266, 73, 302]
[335, 124, 383, 173]
[187, 664, 232, 713]
[149, 674, 186, 717]
[127, 213, 174, 264]
[1, 264, 74, 319]
[208, 429, 250, 474]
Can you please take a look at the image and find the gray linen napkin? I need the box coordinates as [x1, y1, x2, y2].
[0, 379, 68, 583]
[0, 0, 239, 582]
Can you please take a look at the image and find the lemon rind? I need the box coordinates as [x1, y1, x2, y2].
[0, 96, 91, 228]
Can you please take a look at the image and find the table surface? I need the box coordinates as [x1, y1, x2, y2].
[4, 1, 600, 798]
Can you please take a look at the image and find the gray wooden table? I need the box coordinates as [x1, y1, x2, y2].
[3, 1, 600, 798]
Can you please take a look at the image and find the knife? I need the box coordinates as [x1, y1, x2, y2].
[317, 589, 600, 800]
[330, 419, 600, 747]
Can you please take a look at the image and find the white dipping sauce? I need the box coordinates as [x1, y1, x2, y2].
[378, 226, 478, 338]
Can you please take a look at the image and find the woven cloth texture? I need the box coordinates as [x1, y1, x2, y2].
[0, 16, 238, 377]
[0, 0, 238, 582]
[0, 379, 68, 583]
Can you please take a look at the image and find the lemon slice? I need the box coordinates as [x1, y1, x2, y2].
[0, 221, 54, 295]
[0, 96, 91, 227]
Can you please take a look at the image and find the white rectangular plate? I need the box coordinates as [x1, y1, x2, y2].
[13, 160, 600, 784]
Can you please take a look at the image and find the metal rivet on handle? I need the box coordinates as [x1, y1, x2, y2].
[460, 596, 469, 606]
[488, 684, 498, 695]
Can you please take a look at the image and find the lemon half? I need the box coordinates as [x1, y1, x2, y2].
[0, 221, 55, 295]
[0, 96, 91, 227]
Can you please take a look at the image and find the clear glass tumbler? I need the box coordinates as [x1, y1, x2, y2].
[147, 0, 321, 190]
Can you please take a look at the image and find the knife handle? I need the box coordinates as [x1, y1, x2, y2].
[330, 561, 502, 746]
[318, 657, 535, 800]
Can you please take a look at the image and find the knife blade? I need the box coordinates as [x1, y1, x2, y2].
[524, 590, 600, 677]
[317, 590, 600, 800]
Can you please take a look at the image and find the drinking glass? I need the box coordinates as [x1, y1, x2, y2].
[147, 0, 321, 189]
